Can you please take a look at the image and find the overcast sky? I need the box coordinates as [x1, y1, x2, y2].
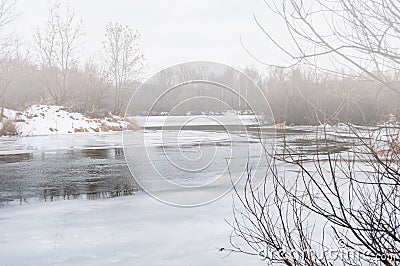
[11, 0, 286, 75]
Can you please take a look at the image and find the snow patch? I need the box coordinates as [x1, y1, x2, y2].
[2, 105, 127, 136]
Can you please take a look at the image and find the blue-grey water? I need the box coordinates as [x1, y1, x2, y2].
[0, 134, 137, 206]
[0, 123, 358, 207]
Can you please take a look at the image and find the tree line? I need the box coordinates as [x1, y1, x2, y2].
[265, 67, 400, 125]
[1, 0, 398, 126]
[126, 64, 400, 126]
[0, 1, 145, 119]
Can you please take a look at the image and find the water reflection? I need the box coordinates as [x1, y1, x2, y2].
[43, 185, 137, 202]
[0, 147, 139, 206]
[0, 153, 33, 163]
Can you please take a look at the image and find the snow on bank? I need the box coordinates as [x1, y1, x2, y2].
[2, 105, 125, 136]
[1, 105, 264, 137]
[0, 192, 262, 266]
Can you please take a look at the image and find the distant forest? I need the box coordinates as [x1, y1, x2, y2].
[0, 2, 399, 126]
[3, 56, 400, 126]
[126, 65, 400, 126]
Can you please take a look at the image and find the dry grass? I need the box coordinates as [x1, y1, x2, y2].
[125, 117, 141, 131]
[100, 122, 110, 132]
[74, 127, 88, 133]
[0, 120, 18, 136]
[109, 125, 122, 131]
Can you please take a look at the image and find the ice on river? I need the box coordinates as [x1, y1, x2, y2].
[0, 191, 263, 266]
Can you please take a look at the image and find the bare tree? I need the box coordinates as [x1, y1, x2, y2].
[78, 59, 111, 117]
[0, 0, 15, 28]
[0, 0, 17, 59]
[249, 0, 400, 94]
[0, 41, 20, 118]
[102, 22, 145, 115]
[35, 3, 84, 105]
[224, 1, 400, 265]
[0, 0, 17, 120]
[227, 126, 400, 265]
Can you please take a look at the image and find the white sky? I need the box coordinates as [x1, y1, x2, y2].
[10, 0, 287, 75]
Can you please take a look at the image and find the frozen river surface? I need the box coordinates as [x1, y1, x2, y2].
[0, 117, 360, 265]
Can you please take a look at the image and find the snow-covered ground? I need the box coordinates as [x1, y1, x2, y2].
[0, 191, 263, 266]
[1, 105, 125, 136]
[1, 105, 267, 137]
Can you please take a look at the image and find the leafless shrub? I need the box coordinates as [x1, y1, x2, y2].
[226, 125, 400, 265]
[102, 22, 146, 115]
[0, 119, 16, 135]
[73, 127, 87, 133]
[100, 122, 110, 132]
[35, 3, 84, 105]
